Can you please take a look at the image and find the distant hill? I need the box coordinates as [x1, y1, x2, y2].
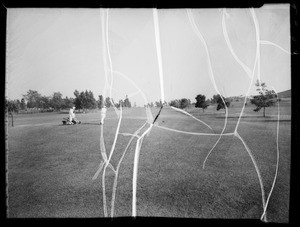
[277, 89, 291, 98]
[226, 89, 291, 101]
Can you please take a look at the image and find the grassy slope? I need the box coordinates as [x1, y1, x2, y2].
[7, 102, 290, 222]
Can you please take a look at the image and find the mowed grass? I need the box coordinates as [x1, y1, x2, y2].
[7, 100, 291, 222]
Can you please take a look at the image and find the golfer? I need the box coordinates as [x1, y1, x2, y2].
[69, 106, 76, 123]
[100, 106, 107, 125]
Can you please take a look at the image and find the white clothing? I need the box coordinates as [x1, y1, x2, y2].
[69, 108, 75, 121]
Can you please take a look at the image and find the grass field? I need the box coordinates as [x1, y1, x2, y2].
[6, 99, 291, 222]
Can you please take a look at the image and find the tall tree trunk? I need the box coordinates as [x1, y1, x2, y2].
[263, 107, 265, 117]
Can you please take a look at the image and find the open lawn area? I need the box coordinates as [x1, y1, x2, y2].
[6, 100, 291, 222]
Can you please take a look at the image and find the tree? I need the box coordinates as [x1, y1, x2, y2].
[169, 99, 180, 108]
[6, 99, 20, 126]
[116, 99, 123, 108]
[74, 90, 82, 110]
[98, 95, 104, 109]
[195, 94, 209, 112]
[84, 90, 97, 109]
[50, 92, 64, 111]
[179, 98, 191, 109]
[105, 97, 112, 108]
[40, 96, 51, 110]
[123, 95, 131, 108]
[62, 96, 74, 109]
[155, 100, 163, 107]
[23, 90, 42, 108]
[16, 99, 21, 110]
[80, 91, 87, 109]
[250, 80, 276, 117]
[216, 94, 230, 113]
[211, 94, 220, 104]
[6, 99, 19, 113]
[73, 90, 97, 111]
[20, 98, 27, 110]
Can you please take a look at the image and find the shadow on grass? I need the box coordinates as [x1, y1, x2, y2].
[81, 122, 100, 125]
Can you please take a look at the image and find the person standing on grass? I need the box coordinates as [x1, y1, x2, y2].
[100, 105, 107, 125]
[69, 106, 76, 124]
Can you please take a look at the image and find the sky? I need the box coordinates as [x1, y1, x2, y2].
[6, 5, 291, 106]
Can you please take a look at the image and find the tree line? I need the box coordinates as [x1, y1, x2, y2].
[144, 80, 277, 117]
[6, 80, 277, 118]
[5, 89, 133, 113]
[166, 94, 230, 113]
